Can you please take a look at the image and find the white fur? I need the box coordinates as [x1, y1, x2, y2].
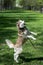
[27, 35, 36, 40]
[19, 20, 25, 28]
[5, 39, 22, 63]
[5, 39, 14, 48]
[14, 46, 22, 63]
[31, 32, 37, 35]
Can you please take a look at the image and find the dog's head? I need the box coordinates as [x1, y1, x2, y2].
[17, 20, 25, 29]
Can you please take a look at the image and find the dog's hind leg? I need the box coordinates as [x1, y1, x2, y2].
[14, 52, 19, 63]
[14, 46, 23, 63]
[5, 39, 14, 48]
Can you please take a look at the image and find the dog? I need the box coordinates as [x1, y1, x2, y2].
[5, 20, 37, 63]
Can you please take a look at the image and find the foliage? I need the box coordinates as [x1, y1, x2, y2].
[0, 0, 43, 10]
[19, 0, 43, 10]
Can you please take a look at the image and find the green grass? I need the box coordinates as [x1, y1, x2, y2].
[0, 10, 43, 65]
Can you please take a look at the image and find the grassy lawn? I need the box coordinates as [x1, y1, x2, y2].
[0, 10, 43, 65]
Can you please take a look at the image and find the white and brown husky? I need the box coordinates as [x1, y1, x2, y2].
[5, 20, 37, 63]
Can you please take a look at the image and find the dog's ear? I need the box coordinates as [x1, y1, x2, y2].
[16, 21, 20, 29]
[17, 20, 21, 24]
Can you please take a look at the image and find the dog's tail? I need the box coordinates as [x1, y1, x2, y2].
[5, 39, 14, 48]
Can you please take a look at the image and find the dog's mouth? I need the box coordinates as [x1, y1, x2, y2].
[19, 23, 25, 28]
[19, 23, 26, 32]
[17, 20, 25, 29]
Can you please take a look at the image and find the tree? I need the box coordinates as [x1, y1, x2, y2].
[19, 0, 43, 10]
[3, 0, 16, 9]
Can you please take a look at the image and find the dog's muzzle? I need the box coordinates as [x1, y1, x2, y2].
[19, 23, 25, 28]
[19, 20, 25, 28]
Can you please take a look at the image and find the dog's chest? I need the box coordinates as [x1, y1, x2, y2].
[22, 30, 28, 38]
[15, 30, 28, 47]
[23, 30, 27, 35]
[16, 36, 24, 45]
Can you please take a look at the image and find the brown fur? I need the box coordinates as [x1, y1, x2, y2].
[14, 21, 26, 48]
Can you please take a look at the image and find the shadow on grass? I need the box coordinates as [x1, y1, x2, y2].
[0, 16, 18, 28]
[0, 16, 18, 43]
[0, 53, 14, 65]
[0, 52, 43, 65]
[0, 9, 25, 13]
[20, 52, 43, 62]
[0, 29, 17, 43]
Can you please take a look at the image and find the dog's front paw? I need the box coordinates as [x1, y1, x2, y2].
[31, 32, 37, 36]
[33, 38, 36, 40]
[34, 33, 37, 35]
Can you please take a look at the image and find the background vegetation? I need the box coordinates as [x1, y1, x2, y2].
[0, 0, 43, 12]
